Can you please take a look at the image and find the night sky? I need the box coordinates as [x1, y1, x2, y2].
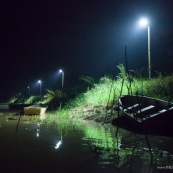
[0, 0, 173, 102]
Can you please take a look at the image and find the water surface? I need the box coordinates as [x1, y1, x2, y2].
[0, 107, 173, 173]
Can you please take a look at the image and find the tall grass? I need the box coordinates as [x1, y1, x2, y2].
[68, 65, 173, 111]
[31, 73, 173, 122]
[129, 75, 173, 101]
[8, 95, 42, 104]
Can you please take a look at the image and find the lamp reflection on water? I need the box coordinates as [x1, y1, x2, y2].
[55, 131, 63, 149]
[36, 123, 40, 138]
[55, 141, 62, 149]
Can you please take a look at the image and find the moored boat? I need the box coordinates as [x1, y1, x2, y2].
[24, 105, 48, 115]
[112, 95, 173, 136]
[9, 103, 32, 110]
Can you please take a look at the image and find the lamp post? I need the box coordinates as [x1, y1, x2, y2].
[38, 80, 42, 97]
[58, 69, 64, 109]
[139, 18, 151, 79]
[59, 69, 64, 89]
[27, 86, 30, 97]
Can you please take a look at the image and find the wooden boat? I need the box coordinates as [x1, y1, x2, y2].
[23, 105, 48, 115]
[112, 95, 173, 136]
[9, 103, 32, 110]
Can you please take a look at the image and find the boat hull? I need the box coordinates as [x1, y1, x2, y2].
[112, 95, 173, 136]
[9, 104, 32, 110]
[24, 106, 47, 115]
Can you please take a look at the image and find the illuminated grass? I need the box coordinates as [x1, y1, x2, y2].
[130, 75, 173, 101]
[21, 109, 73, 134]
[25, 95, 42, 104]
[67, 72, 173, 119]
[26, 108, 71, 123]
[68, 77, 125, 107]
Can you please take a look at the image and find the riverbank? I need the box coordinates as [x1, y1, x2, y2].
[69, 104, 118, 123]
[6, 70, 173, 126]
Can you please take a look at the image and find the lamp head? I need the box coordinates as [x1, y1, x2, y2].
[139, 18, 149, 27]
[38, 80, 42, 84]
[59, 69, 63, 73]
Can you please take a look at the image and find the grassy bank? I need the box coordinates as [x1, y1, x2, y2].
[66, 73, 173, 120]
[45, 70, 173, 123]
[8, 65, 173, 123]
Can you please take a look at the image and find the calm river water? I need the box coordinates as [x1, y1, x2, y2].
[0, 105, 173, 173]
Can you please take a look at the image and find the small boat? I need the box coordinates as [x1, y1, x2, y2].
[9, 104, 32, 110]
[24, 105, 48, 115]
[112, 95, 173, 136]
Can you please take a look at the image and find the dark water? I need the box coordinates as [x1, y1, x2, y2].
[0, 106, 173, 173]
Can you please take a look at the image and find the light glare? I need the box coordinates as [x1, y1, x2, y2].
[139, 18, 149, 27]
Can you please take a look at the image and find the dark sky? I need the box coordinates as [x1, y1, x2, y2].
[0, 0, 173, 102]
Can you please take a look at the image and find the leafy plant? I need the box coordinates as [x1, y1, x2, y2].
[79, 75, 95, 86]
[44, 89, 65, 109]
[25, 95, 42, 104]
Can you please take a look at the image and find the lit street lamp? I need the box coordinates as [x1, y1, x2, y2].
[58, 69, 64, 109]
[27, 86, 30, 97]
[59, 69, 64, 89]
[38, 80, 42, 96]
[138, 18, 151, 79]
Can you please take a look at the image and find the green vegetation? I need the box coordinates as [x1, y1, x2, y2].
[66, 65, 173, 120]
[8, 95, 42, 104]
[8, 65, 173, 123]
[68, 66, 173, 108]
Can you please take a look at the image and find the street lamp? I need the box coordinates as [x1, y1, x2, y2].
[59, 69, 64, 89]
[38, 80, 42, 96]
[27, 86, 30, 97]
[58, 69, 64, 109]
[138, 18, 151, 79]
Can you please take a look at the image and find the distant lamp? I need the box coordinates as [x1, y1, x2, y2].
[27, 86, 30, 96]
[59, 69, 64, 89]
[59, 69, 63, 73]
[38, 80, 42, 96]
